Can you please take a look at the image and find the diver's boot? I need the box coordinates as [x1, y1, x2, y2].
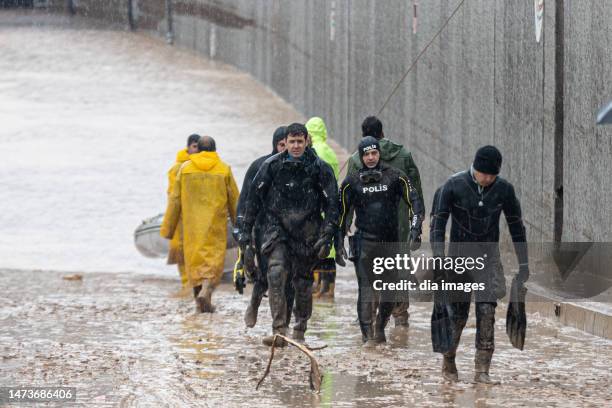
[374, 313, 389, 344]
[474, 350, 496, 384]
[442, 353, 459, 382]
[374, 328, 387, 345]
[292, 329, 305, 343]
[394, 312, 410, 328]
[362, 324, 377, 349]
[196, 279, 215, 313]
[244, 305, 257, 328]
[244, 289, 264, 328]
[262, 328, 287, 348]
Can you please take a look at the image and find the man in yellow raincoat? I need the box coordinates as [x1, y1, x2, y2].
[161, 136, 239, 313]
[305, 117, 340, 299]
[165, 134, 200, 288]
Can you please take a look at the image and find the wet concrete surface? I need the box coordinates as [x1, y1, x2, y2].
[1, 267, 611, 407]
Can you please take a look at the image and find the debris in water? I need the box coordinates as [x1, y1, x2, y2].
[62, 274, 83, 281]
[257, 334, 323, 392]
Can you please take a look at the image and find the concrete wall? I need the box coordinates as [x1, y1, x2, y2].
[55, 0, 612, 242]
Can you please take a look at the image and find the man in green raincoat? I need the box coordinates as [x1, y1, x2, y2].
[306, 117, 340, 298]
[347, 116, 424, 326]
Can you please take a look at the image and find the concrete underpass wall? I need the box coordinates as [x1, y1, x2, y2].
[53, 0, 612, 243]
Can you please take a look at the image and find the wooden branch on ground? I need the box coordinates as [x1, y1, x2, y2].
[256, 334, 323, 392]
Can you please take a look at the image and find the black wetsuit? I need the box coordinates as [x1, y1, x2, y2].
[243, 147, 338, 334]
[339, 163, 424, 342]
[430, 169, 527, 353]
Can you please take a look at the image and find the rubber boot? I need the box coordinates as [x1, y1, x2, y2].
[244, 303, 258, 328]
[362, 324, 377, 349]
[196, 279, 215, 313]
[442, 353, 459, 382]
[394, 314, 409, 328]
[393, 308, 410, 328]
[193, 285, 202, 312]
[374, 310, 389, 344]
[392, 301, 410, 327]
[474, 350, 496, 384]
[244, 284, 265, 328]
[262, 328, 287, 347]
[374, 327, 387, 344]
[292, 329, 305, 343]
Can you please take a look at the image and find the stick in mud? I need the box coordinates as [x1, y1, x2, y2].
[256, 334, 323, 392]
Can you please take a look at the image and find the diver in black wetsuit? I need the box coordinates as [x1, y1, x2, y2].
[430, 145, 529, 383]
[337, 136, 425, 347]
[239, 123, 339, 347]
[236, 126, 287, 329]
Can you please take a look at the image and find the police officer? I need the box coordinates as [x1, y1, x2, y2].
[430, 145, 529, 383]
[347, 116, 424, 327]
[338, 136, 425, 347]
[240, 123, 339, 346]
[236, 126, 287, 328]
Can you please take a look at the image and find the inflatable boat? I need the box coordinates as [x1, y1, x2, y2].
[134, 213, 238, 276]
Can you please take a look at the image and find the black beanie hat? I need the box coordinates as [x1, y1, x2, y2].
[272, 126, 287, 153]
[473, 145, 502, 175]
[358, 136, 380, 165]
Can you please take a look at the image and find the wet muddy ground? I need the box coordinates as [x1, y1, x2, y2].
[1, 267, 611, 407]
[1, 10, 611, 408]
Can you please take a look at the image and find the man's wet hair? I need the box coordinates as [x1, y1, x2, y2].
[198, 135, 216, 152]
[361, 116, 383, 139]
[285, 123, 308, 140]
[187, 134, 201, 147]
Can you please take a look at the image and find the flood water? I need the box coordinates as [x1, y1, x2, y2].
[0, 10, 301, 275]
[1, 10, 611, 407]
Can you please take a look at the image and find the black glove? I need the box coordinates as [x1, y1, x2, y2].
[335, 244, 347, 267]
[314, 234, 332, 259]
[236, 229, 251, 250]
[409, 228, 422, 251]
[334, 231, 346, 267]
[517, 264, 530, 283]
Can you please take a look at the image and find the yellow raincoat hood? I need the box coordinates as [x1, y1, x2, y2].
[186, 151, 219, 172]
[306, 117, 327, 144]
[175, 149, 190, 163]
